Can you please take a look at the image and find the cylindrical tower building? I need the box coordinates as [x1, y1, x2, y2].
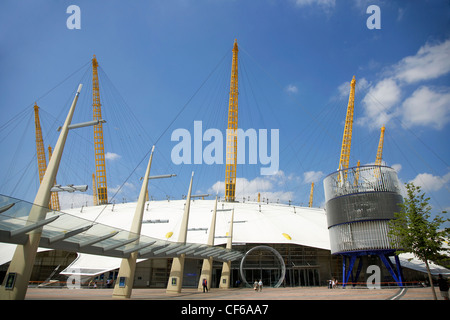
[323, 165, 404, 287]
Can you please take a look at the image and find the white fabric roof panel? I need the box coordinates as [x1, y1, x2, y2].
[59, 200, 330, 276]
[62, 199, 331, 250]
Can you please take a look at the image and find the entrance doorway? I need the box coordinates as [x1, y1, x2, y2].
[287, 268, 320, 286]
[242, 268, 283, 287]
[239, 245, 286, 288]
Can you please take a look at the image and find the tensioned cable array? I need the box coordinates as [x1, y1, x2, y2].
[1, 44, 448, 214]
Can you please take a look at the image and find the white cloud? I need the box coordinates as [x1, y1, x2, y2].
[410, 172, 450, 192]
[294, 0, 335, 8]
[209, 177, 271, 196]
[293, 0, 335, 14]
[208, 171, 295, 202]
[338, 77, 370, 99]
[393, 39, 450, 84]
[285, 84, 298, 94]
[397, 7, 405, 21]
[365, 78, 401, 112]
[401, 86, 450, 130]
[105, 152, 121, 161]
[108, 182, 136, 195]
[359, 78, 402, 129]
[303, 170, 324, 184]
[351, 0, 373, 9]
[391, 163, 402, 174]
[353, 38, 450, 131]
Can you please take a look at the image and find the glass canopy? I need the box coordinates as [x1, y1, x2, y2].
[0, 194, 242, 263]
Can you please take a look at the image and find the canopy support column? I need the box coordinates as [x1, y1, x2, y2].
[219, 209, 235, 289]
[0, 84, 82, 300]
[166, 172, 194, 294]
[112, 146, 155, 299]
[197, 197, 218, 292]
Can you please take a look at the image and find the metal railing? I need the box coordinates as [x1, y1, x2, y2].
[324, 165, 402, 201]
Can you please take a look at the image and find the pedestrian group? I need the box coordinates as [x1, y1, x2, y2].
[253, 279, 263, 292]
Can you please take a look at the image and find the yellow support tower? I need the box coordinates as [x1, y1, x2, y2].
[375, 126, 385, 166]
[48, 146, 60, 211]
[354, 160, 361, 186]
[225, 40, 239, 202]
[33, 103, 59, 210]
[92, 173, 98, 206]
[338, 76, 356, 181]
[92, 55, 108, 205]
[33, 103, 48, 184]
[308, 182, 314, 208]
[374, 126, 385, 178]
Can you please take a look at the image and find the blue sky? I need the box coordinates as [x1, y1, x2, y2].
[0, 0, 449, 225]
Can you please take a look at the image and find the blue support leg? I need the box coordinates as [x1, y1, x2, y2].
[343, 255, 357, 288]
[394, 255, 404, 287]
[354, 257, 363, 287]
[342, 255, 346, 288]
[378, 253, 402, 286]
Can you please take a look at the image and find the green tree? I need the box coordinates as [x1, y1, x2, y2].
[388, 182, 449, 300]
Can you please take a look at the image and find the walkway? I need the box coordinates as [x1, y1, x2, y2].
[24, 286, 442, 300]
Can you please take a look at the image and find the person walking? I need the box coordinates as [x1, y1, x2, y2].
[202, 278, 208, 293]
[437, 274, 449, 300]
[253, 280, 258, 291]
[258, 279, 263, 292]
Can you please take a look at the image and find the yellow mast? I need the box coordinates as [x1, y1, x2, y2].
[354, 160, 361, 186]
[34, 103, 59, 210]
[338, 76, 356, 181]
[92, 173, 98, 206]
[48, 146, 60, 211]
[92, 55, 108, 205]
[375, 126, 385, 166]
[374, 126, 385, 179]
[225, 40, 239, 202]
[308, 182, 314, 208]
[34, 103, 48, 184]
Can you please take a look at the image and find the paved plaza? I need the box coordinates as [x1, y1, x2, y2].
[16, 286, 445, 318]
[23, 286, 443, 300]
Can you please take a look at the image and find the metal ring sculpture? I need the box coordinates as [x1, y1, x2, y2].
[239, 245, 286, 288]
